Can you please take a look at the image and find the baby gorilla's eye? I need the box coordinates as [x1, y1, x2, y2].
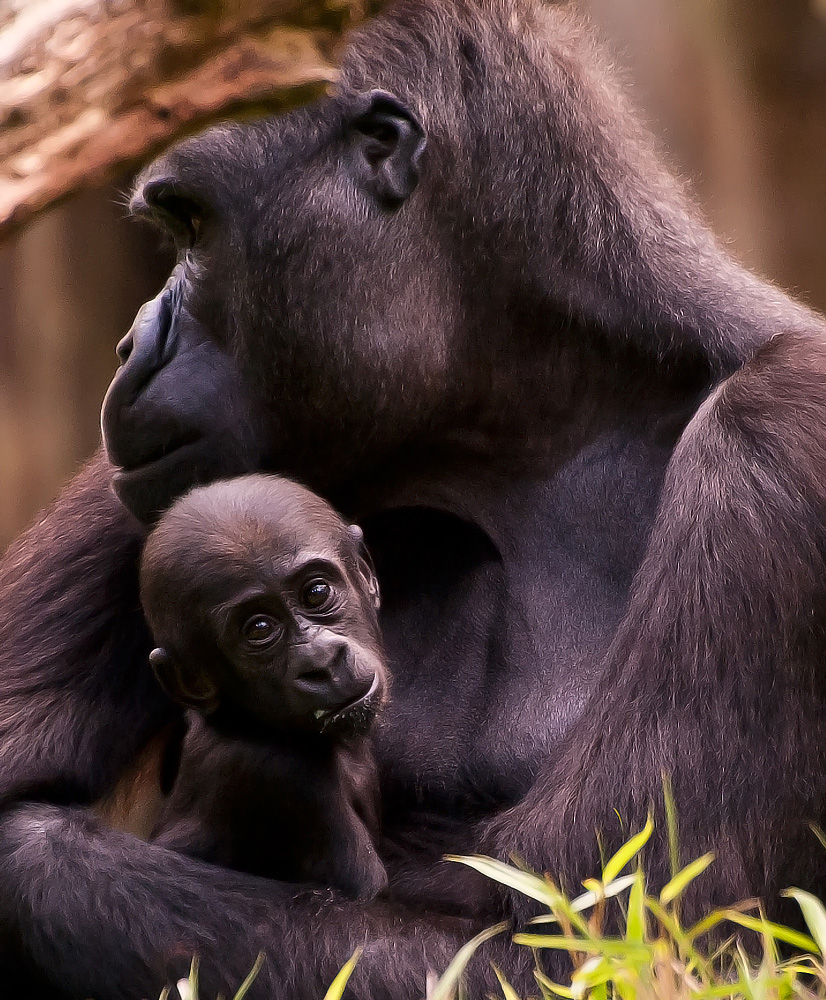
[300, 579, 332, 610]
[241, 615, 280, 646]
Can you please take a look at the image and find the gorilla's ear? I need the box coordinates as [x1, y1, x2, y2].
[149, 647, 220, 716]
[349, 90, 426, 208]
[347, 524, 381, 611]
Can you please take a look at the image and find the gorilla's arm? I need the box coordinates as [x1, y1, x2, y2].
[0, 804, 498, 999]
[0, 450, 174, 808]
[487, 330, 826, 919]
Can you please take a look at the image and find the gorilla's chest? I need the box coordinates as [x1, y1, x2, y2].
[374, 537, 623, 811]
[366, 432, 670, 816]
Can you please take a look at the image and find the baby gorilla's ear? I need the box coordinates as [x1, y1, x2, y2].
[149, 647, 220, 716]
[347, 524, 381, 611]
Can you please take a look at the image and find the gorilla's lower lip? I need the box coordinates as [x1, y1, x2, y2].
[317, 673, 381, 734]
[112, 438, 219, 524]
[112, 438, 203, 494]
[113, 434, 203, 475]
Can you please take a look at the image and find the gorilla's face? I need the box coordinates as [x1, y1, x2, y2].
[102, 92, 459, 522]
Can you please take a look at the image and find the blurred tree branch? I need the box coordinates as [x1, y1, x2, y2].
[0, 0, 382, 237]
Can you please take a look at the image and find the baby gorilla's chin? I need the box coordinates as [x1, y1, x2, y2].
[317, 673, 383, 738]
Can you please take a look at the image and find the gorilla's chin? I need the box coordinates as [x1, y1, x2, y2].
[110, 437, 254, 524]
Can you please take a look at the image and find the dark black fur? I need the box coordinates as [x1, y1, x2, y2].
[141, 475, 387, 901]
[155, 719, 385, 901]
[1, 1, 826, 997]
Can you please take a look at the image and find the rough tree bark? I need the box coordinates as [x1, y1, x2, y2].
[0, 0, 382, 236]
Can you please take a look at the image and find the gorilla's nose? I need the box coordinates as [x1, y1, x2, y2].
[290, 641, 375, 713]
[116, 330, 133, 363]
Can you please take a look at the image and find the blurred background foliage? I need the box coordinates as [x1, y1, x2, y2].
[1, 0, 825, 548]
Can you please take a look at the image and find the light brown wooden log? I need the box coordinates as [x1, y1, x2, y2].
[0, 0, 381, 235]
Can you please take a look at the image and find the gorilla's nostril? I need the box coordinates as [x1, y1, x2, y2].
[116, 332, 133, 363]
[137, 177, 209, 248]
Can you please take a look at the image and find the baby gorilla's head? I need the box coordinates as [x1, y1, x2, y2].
[140, 475, 386, 739]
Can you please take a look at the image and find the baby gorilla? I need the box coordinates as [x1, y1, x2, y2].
[139, 475, 388, 900]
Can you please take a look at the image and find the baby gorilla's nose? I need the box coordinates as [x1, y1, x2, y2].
[290, 638, 374, 714]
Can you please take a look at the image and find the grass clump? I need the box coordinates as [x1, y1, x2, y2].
[161, 952, 264, 1000]
[427, 816, 826, 1000]
[159, 946, 361, 1000]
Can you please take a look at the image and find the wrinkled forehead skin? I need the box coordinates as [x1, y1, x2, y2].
[140, 475, 360, 629]
[154, 476, 354, 574]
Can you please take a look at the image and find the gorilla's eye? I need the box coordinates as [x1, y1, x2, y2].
[300, 580, 332, 610]
[241, 615, 280, 646]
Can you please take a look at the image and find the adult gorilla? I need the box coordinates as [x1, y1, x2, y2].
[2, 0, 826, 996]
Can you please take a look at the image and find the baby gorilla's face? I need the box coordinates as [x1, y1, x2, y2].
[140, 475, 387, 738]
[208, 541, 385, 736]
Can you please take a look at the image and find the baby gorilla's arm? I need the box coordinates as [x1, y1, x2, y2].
[153, 716, 387, 900]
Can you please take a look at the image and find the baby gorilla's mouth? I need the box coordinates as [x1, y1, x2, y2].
[316, 673, 381, 737]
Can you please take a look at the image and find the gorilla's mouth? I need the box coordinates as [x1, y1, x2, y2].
[318, 673, 382, 737]
[110, 436, 229, 523]
[111, 433, 203, 477]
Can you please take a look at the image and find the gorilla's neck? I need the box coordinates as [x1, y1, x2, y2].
[541, 212, 825, 379]
[465, 148, 826, 384]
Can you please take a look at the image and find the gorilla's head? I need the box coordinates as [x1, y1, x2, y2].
[101, 82, 457, 521]
[101, 1, 596, 522]
[103, 0, 729, 523]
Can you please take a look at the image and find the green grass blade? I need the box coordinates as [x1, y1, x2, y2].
[184, 957, 199, 1000]
[780, 960, 820, 975]
[534, 970, 576, 999]
[660, 853, 715, 905]
[513, 934, 649, 960]
[586, 977, 609, 1000]
[528, 874, 638, 924]
[783, 888, 826, 956]
[602, 816, 654, 883]
[810, 824, 826, 854]
[686, 909, 731, 943]
[323, 947, 363, 1000]
[625, 871, 646, 943]
[233, 952, 265, 1000]
[428, 922, 508, 1000]
[662, 773, 680, 879]
[492, 963, 522, 1000]
[572, 873, 638, 911]
[446, 855, 562, 908]
[720, 912, 818, 954]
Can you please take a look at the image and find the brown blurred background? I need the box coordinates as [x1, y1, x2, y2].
[1, 0, 825, 549]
